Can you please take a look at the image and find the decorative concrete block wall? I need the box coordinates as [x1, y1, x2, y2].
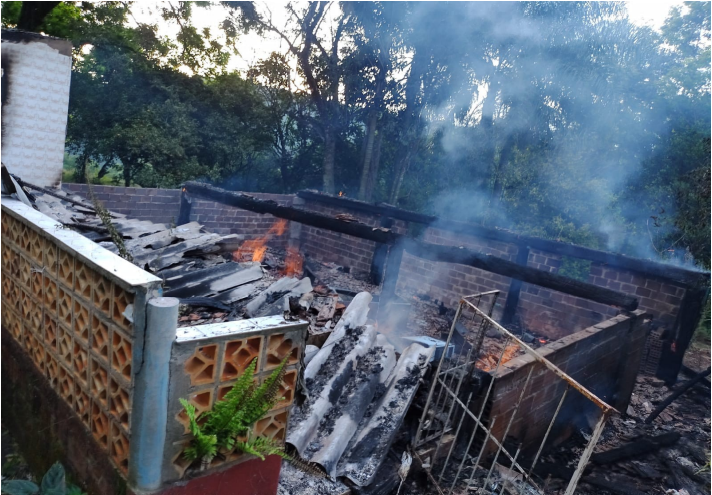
[163, 317, 307, 483]
[2, 197, 308, 493]
[1, 198, 162, 476]
[1, 30, 72, 188]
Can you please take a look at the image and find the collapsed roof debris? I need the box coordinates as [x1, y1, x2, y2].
[287, 292, 434, 485]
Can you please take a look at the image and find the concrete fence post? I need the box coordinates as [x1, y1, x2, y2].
[128, 297, 179, 492]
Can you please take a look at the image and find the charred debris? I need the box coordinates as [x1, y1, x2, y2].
[10, 178, 711, 495]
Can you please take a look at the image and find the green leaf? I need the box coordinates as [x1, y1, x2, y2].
[40, 463, 65, 495]
[0, 480, 40, 495]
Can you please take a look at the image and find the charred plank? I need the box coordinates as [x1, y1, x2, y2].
[401, 239, 639, 310]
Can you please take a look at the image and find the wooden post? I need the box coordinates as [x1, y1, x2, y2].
[656, 287, 709, 384]
[501, 245, 530, 326]
[177, 187, 192, 226]
[370, 217, 394, 285]
[380, 241, 405, 304]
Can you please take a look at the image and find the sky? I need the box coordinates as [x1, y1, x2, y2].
[132, 0, 686, 76]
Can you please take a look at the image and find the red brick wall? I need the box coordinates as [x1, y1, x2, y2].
[61, 185, 295, 250]
[484, 310, 649, 457]
[397, 228, 517, 312]
[190, 194, 293, 249]
[62, 184, 181, 225]
[297, 199, 407, 280]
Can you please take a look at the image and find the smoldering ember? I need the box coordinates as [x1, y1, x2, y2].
[0, 2, 710, 495]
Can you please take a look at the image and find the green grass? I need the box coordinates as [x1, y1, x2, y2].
[62, 153, 122, 185]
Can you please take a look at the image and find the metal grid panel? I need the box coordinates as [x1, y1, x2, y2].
[413, 291, 612, 495]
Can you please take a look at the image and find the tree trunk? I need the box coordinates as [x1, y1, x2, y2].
[365, 130, 383, 202]
[490, 133, 516, 212]
[322, 128, 336, 194]
[75, 152, 90, 183]
[481, 77, 498, 187]
[388, 140, 417, 205]
[123, 160, 132, 187]
[358, 111, 378, 200]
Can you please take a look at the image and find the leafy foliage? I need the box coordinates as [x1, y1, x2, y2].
[179, 356, 288, 467]
[2, 1, 710, 267]
[0, 462, 87, 495]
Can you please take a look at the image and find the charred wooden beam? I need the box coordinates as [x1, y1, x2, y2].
[401, 239, 639, 310]
[657, 288, 709, 384]
[297, 189, 710, 287]
[591, 432, 680, 464]
[501, 245, 530, 325]
[187, 182, 638, 310]
[645, 366, 711, 423]
[177, 186, 192, 226]
[184, 182, 398, 245]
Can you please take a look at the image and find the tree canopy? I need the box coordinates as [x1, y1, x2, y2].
[1, 1, 709, 267]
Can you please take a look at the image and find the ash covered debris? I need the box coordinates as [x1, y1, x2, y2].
[284, 291, 434, 488]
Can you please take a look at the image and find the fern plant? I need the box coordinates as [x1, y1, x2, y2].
[180, 356, 289, 471]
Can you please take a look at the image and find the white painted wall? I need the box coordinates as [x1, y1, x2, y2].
[1, 35, 72, 188]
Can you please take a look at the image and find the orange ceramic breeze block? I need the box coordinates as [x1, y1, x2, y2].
[111, 422, 130, 474]
[73, 299, 91, 347]
[43, 275, 58, 314]
[90, 358, 110, 408]
[272, 368, 298, 411]
[75, 385, 92, 429]
[73, 341, 89, 388]
[28, 229, 43, 264]
[264, 333, 300, 370]
[43, 237, 58, 276]
[57, 286, 73, 328]
[254, 409, 288, 443]
[91, 402, 110, 449]
[184, 345, 218, 386]
[221, 336, 262, 381]
[74, 261, 94, 300]
[112, 284, 134, 332]
[57, 324, 73, 367]
[111, 329, 133, 383]
[58, 249, 74, 288]
[93, 273, 112, 316]
[109, 377, 131, 431]
[44, 314, 58, 351]
[91, 314, 110, 363]
[45, 351, 60, 389]
[30, 269, 43, 300]
[175, 389, 213, 435]
[19, 255, 30, 289]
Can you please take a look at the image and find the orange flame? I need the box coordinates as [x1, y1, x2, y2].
[282, 246, 303, 277]
[233, 219, 289, 263]
[478, 344, 520, 372]
[339, 191, 344, 197]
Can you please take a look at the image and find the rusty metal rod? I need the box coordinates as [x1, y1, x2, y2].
[527, 385, 570, 480]
[461, 296, 616, 414]
[482, 366, 535, 491]
[564, 412, 609, 495]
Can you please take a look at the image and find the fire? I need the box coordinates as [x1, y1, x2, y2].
[338, 191, 344, 197]
[478, 344, 520, 372]
[282, 246, 303, 277]
[233, 219, 288, 263]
